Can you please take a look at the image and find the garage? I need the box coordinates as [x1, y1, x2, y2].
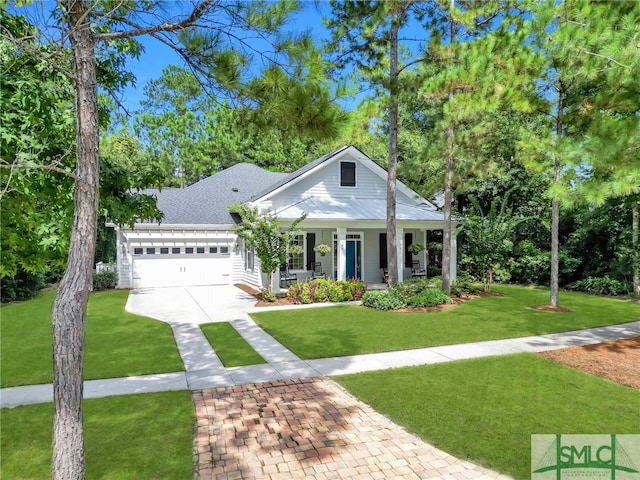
[131, 245, 233, 288]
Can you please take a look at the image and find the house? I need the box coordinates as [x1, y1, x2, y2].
[112, 146, 457, 290]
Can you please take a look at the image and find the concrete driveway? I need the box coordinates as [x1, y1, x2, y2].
[125, 284, 257, 325]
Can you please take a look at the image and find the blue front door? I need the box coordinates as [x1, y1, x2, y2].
[346, 240, 362, 279]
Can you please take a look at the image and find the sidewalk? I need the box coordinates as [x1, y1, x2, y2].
[3, 319, 639, 408]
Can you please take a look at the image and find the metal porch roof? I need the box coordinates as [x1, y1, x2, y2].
[273, 198, 445, 222]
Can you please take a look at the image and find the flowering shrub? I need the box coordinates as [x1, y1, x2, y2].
[287, 278, 366, 304]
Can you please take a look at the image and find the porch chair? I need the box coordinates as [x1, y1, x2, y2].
[311, 262, 325, 280]
[411, 260, 426, 279]
[279, 263, 297, 288]
[381, 268, 389, 283]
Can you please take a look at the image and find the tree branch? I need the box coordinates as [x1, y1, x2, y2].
[95, 0, 214, 41]
[578, 48, 632, 69]
[0, 160, 77, 180]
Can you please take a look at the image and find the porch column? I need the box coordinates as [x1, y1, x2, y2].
[396, 227, 404, 282]
[450, 230, 457, 283]
[422, 229, 428, 278]
[337, 227, 347, 281]
[115, 227, 122, 288]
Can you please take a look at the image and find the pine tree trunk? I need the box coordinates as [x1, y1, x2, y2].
[442, 118, 454, 296]
[550, 193, 560, 307]
[52, 2, 99, 478]
[386, 17, 399, 285]
[633, 199, 639, 298]
[550, 84, 565, 308]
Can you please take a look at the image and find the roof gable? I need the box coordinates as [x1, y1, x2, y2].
[251, 145, 436, 209]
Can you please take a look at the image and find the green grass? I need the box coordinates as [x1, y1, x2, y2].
[200, 322, 266, 367]
[334, 353, 640, 479]
[1, 289, 184, 387]
[252, 285, 640, 359]
[1, 391, 195, 479]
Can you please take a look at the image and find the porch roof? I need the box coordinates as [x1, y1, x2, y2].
[273, 198, 445, 222]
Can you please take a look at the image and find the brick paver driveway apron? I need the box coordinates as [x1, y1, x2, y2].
[194, 378, 508, 480]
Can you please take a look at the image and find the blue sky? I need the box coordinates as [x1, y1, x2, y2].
[120, 1, 333, 113]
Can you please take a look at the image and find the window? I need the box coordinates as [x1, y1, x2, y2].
[160, 247, 169, 254]
[209, 247, 217, 254]
[220, 246, 229, 254]
[288, 234, 304, 270]
[134, 247, 143, 255]
[246, 249, 254, 271]
[185, 247, 194, 254]
[196, 247, 205, 254]
[171, 247, 181, 254]
[340, 161, 356, 187]
[146, 247, 155, 254]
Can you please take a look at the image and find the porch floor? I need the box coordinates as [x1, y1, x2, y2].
[366, 283, 389, 291]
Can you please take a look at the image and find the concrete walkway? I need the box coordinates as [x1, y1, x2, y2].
[2, 286, 639, 479]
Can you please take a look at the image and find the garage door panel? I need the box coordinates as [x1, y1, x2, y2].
[132, 256, 231, 288]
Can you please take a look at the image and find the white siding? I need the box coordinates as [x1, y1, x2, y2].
[234, 246, 263, 288]
[269, 154, 415, 210]
[362, 229, 383, 284]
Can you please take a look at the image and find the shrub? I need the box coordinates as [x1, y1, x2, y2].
[287, 279, 367, 304]
[406, 288, 453, 307]
[0, 269, 45, 303]
[287, 282, 312, 304]
[345, 278, 366, 301]
[568, 276, 629, 296]
[450, 272, 480, 297]
[389, 279, 434, 302]
[261, 289, 278, 303]
[312, 279, 331, 302]
[93, 269, 118, 291]
[362, 291, 406, 311]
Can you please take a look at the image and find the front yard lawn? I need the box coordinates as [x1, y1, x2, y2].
[200, 322, 266, 367]
[251, 285, 639, 359]
[334, 353, 640, 480]
[1, 289, 184, 387]
[1, 391, 194, 479]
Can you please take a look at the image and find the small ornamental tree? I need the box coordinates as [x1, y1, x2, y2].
[461, 192, 524, 292]
[233, 204, 306, 294]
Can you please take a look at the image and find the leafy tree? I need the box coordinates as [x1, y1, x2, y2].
[460, 193, 523, 291]
[326, 0, 417, 285]
[134, 72, 321, 184]
[523, 0, 640, 307]
[2, 1, 340, 477]
[134, 61, 347, 185]
[233, 204, 306, 295]
[1, 10, 75, 287]
[414, 2, 544, 295]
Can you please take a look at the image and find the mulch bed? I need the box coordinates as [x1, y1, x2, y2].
[538, 336, 640, 389]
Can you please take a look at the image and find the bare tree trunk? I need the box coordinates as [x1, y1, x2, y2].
[52, 2, 99, 478]
[550, 84, 565, 308]
[442, 116, 454, 296]
[386, 16, 399, 285]
[633, 199, 639, 298]
[550, 193, 560, 307]
[441, 14, 457, 296]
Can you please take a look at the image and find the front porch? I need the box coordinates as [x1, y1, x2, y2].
[270, 226, 457, 293]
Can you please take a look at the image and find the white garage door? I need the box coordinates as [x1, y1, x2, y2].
[132, 255, 232, 288]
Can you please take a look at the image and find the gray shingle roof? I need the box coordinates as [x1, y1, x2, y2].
[139, 146, 438, 226]
[143, 163, 287, 225]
